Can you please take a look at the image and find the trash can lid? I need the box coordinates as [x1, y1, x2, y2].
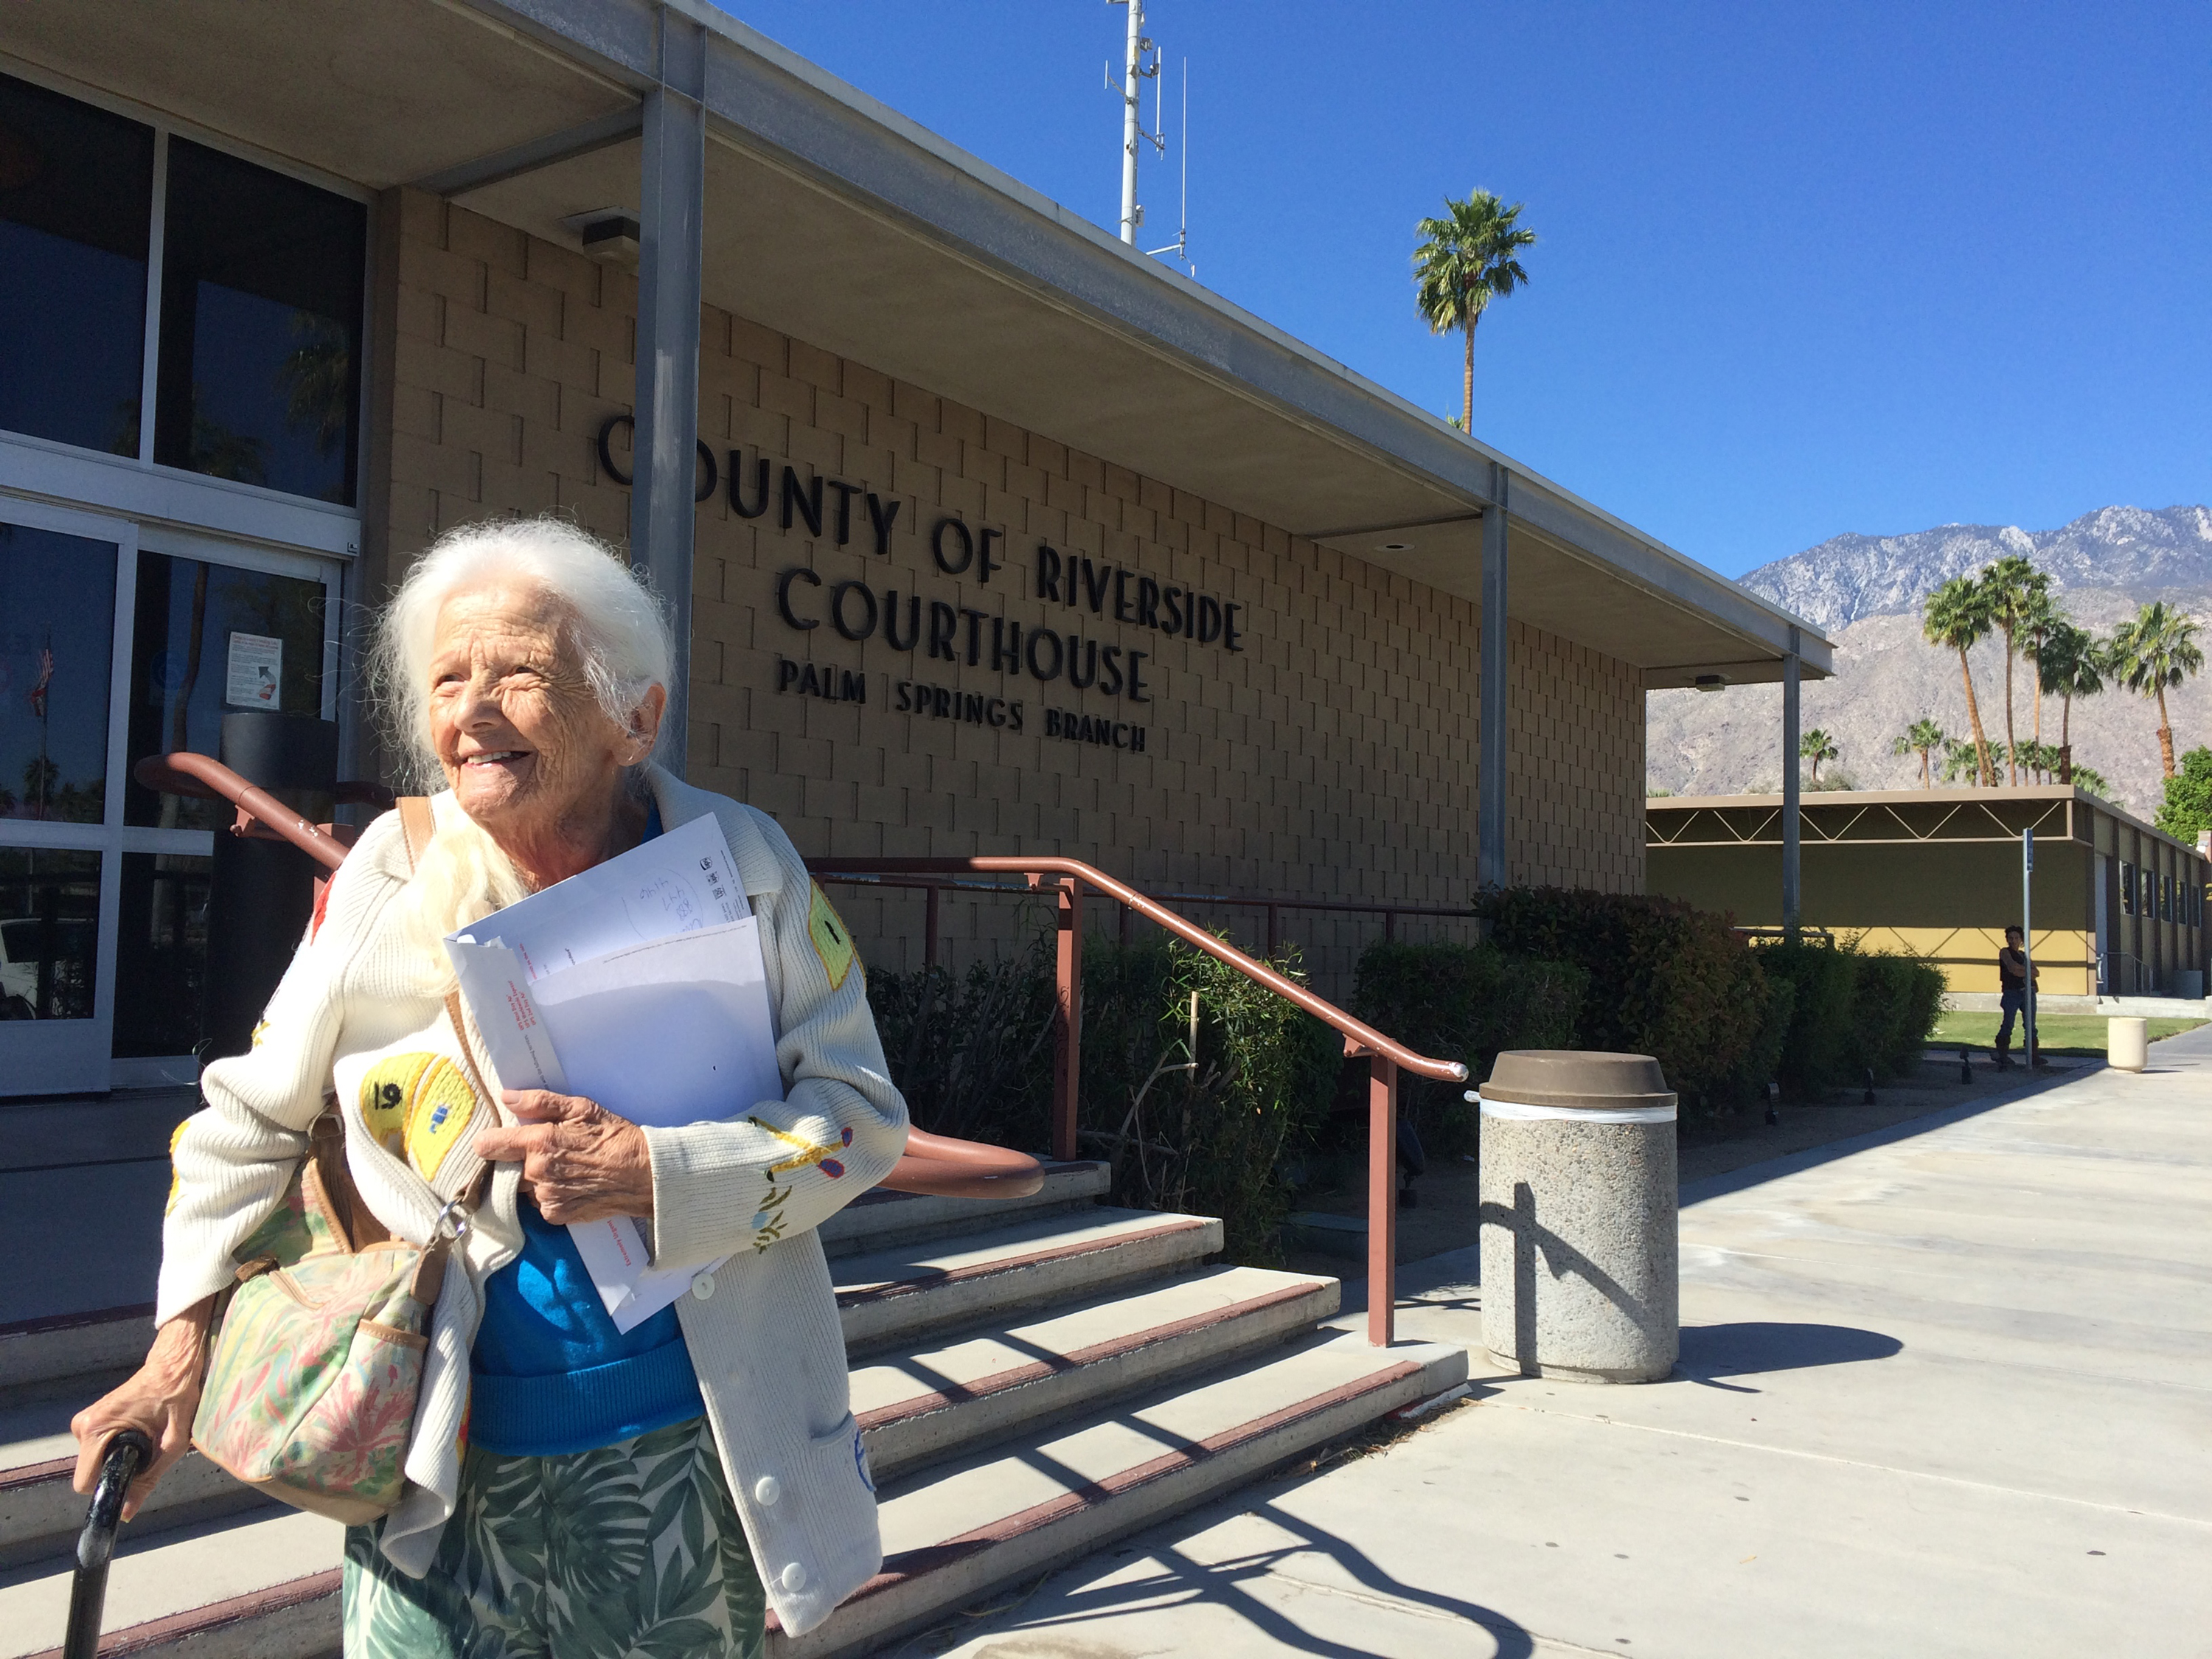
[1477, 1050, 1677, 1111]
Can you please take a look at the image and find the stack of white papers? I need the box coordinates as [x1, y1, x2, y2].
[445, 813, 785, 1331]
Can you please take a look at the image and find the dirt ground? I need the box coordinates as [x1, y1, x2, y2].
[1281, 1048, 2095, 1277]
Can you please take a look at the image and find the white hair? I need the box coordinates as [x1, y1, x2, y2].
[369, 516, 674, 961]
[372, 515, 674, 787]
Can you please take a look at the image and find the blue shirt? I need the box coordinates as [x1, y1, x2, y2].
[468, 801, 706, 1456]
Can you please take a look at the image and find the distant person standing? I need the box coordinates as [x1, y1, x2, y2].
[1996, 925, 2039, 1068]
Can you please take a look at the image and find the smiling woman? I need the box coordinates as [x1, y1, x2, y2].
[73, 516, 911, 1653]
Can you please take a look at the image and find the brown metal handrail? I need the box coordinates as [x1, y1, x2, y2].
[813, 855, 1472, 1344]
[818, 869, 1480, 967]
[133, 753, 1044, 1204]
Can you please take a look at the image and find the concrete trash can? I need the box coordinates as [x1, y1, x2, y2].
[2174, 969, 2205, 1001]
[2110, 1017, 2149, 1073]
[1476, 1050, 1679, 1382]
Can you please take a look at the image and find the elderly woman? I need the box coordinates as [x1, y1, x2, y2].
[71, 518, 907, 1657]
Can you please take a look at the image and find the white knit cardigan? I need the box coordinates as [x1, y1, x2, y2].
[158, 767, 909, 1636]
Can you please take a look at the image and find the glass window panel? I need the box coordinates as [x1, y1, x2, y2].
[153, 139, 364, 504]
[0, 523, 116, 824]
[0, 847, 101, 1020]
[0, 74, 153, 456]
[125, 552, 327, 828]
[113, 849, 209, 1056]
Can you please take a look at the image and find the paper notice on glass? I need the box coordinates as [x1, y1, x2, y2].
[225, 633, 282, 707]
[451, 812, 749, 985]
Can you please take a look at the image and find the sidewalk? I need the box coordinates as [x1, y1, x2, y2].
[927, 1038, 2212, 1658]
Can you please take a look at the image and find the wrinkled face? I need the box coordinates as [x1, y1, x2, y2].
[426, 583, 648, 839]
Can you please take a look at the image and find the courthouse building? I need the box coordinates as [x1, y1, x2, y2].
[0, 0, 1828, 1098]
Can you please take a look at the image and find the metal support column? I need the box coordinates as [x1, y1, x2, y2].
[1781, 624, 1801, 939]
[1478, 466, 1510, 891]
[630, 8, 707, 779]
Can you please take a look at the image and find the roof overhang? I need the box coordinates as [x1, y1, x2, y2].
[1, 0, 1832, 684]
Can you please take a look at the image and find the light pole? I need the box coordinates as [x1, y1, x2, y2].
[2023, 827, 2037, 1066]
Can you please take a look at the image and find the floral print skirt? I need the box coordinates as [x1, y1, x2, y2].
[342, 1416, 766, 1659]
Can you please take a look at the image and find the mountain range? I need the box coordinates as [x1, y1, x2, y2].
[1647, 505, 2212, 816]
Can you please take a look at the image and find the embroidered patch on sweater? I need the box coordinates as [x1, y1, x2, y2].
[745, 1118, 854, 1249]
[807, 882, 856, 990]
[359, 1051, 476, 1180]
[165, 1119, 189, 1214]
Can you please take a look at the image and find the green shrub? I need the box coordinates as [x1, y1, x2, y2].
[1079, 936, 1339, 1264]
[1844, 948, 1945, 1078]
[1753, 941, 1859, 1096]
[1475, 887, 1775, 1114]
[1351, 940, 1585, 1153]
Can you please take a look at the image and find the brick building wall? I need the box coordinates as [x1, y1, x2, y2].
[364, 193, 1645, 991]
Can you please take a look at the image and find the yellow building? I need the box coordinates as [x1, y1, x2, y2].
[1646, 787, 2211, 1007]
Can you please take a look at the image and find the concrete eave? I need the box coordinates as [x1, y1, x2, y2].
[1649, 786, 2205, 858]
[0, 0, 1831, 680]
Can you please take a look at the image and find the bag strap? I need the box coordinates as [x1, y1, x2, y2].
[397, 796, 498, 1211]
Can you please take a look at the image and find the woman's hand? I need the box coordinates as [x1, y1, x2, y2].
[72, 1296, 215, 1522]
[475, 1090, 654, 1222]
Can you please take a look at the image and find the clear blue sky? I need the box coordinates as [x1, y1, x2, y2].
[719, 1, 2208, 579]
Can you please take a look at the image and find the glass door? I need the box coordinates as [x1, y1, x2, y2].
[0, 500, 136, 1094]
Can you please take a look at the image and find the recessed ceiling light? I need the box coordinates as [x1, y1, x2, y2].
[1380, 540, 1411, 552]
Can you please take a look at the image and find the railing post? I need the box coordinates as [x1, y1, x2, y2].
[1367, 1050, 1398, 1346]
[925, 882, 940, 972]
[1053, 874, 1083, 1163]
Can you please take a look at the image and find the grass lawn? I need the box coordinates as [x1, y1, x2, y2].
[1931, 1011, 2207, 1057]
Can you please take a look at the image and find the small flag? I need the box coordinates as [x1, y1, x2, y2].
[27, 647, 52, 719]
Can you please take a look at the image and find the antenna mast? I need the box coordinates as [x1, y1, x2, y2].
[1107, 2, 1192, 274]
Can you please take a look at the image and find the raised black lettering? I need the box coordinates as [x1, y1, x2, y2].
[841, 670, 865, 704]
[1197, 594, 1222, 644]
[1161, 586, 1184, 635]
[1137, 577, 1161, 629]
[830, 580, 877, 642]
[1037, 544, 1062, 602]
[1125, 650, 1150, 703]
[928, 601, 959, 661]
[1130, 725, 1146, 753]
[1099, 644, 1124, 697]
[1186, 589, 1199, 639]
[776, 567, 821, 630]
[1224, 601, 1244, 653]
[1026, 628, 1064, 682]
[865, 493, 902, 554]
[1068, 636, 1099, 689]
[799, 662, 821, 697]
[884, 591, 920, 652]
[987, 698, 1007, 728]
[992, 616, 1022, 673]
[1113, 568, 1133, 623]
[959, 605, 988, 667]
[931, 518, 975, 575]
[896, 680, 912, 712]
[1113, 723, 1130, 749]
[693, 442, 717, 504]
[978, 527, 1003, 585]
[1080, 558, 1110, 613]
[597, 413, 635, 486]
[964, 692, 984, 723]
[826, 480, 860, 546]
[729, 452, 770, 518]
[777, 657, 798, 692]
[780, 467, 823, 537]
[1009, 700, 1024, 733]
[933, 686, 951, 717]
[1045, 709, 1061, 737]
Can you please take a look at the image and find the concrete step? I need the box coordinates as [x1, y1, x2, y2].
[835, 1206, 1222, 1357]
[854, 1265, 1338, 1484]
[773, 1328, 1470, 1659]
[1, 1427, 272, 1571]
[818, 1160, 1110, 1259]
[0, 1506, 341, 1659]
[0, 1307, 153, 1404]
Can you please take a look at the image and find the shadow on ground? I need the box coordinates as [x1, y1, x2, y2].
[1674, 1321, 1903, 1393]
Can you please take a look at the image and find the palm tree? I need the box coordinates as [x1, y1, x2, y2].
[1939, 737, 1985, 785]
[1413, 191, 1537, 431]
[2020, 586, 2060, 761]
[2037, 621, 2106, 783]
[1980, 554, 2049, 785]
[1799, 728, 1840, 787]
[2069, 764, 2114, 801]
[2110, 600, 2205, 777]
[1923, 576, 1997, 786]
[1892, 718, 1948, 787]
